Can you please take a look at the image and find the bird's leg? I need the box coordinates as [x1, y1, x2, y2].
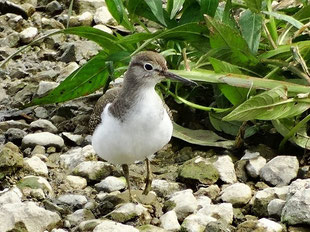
[122, 164, 132, 201]
[143, 158, 153, 195]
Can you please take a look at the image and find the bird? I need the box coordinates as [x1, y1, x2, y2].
[89, 51, 196, 201]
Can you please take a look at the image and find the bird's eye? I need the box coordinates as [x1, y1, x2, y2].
[144, 63, 153, 71]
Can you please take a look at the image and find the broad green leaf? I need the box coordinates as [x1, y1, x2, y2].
[145, 0, 167, 26]
[273, 118, 310, 149]
[117, 32, 157, 45]
[179, 2, 201, 24]
[263, 11, 304, 29]
[222, 0, 238, 29]
[25, 51, 130, 106]
[170, 0, 185, 19]
[200, 0, 219, 17]
[209, 111, 258, 137]
[62, 27, 125, 52]
[223, 86, 310, 121]
[239, 10, 262, 54]
[205, 15, 258, 66]
[173, 122, 234, 148]
[209, 57, 248, 105]
[106, 0, 123, 23]
[244, 0, 262, 12]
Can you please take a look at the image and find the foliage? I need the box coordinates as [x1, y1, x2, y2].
[1, 0, 310, 150]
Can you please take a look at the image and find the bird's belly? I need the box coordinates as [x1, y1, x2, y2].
[92, 104, 173, 165]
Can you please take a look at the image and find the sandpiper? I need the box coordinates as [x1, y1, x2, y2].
[90, 51, 196, 200]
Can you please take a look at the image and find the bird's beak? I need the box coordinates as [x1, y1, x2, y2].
[161, 71, 198, 86]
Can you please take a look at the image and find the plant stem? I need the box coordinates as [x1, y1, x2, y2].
[261, 59, 310, 85]
[279, 114, 310, 150]
[263, 23, 277, 49]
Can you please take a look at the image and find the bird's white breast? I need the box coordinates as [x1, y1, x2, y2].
[91, 88, 173, 164]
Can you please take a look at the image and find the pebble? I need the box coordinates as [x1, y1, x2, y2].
[213, 155, 237, 184]
[166, 189, 198, 220]
[110, 203, 148, 223]
[0, 187, 23, 204]
[257, 218, 284, 232]
[31, 145, 46, 155]
[30, 119, 58, 133]
[24, 156, 48, 176]
[20, 27, 38, 43]
[66, 209, 95, 226]
[220, 183, 252, 205]
[151, 179, 183, 197]
[46, 0, 63, 15]
[196, 195, 212, 209]
[260, 156, 299, 186]
[245, 155, 266, 178]
[73, 161, 113, 181]
[5, 128, 27, 144]
[78, 219, 103, 231]
[95, 176, 126, 192]
[94, 6, 114, 24]
[66, 175, 88, 189]
[62, 132, 84, 145]
[93, 219, 139, 232]
[78, 12, 93, 26]
[34, 106, 49, 118]
[267, 199, 286, 217]
[93, 24, 113, 34]
[60, 145, 96, 170]
[0, 201, 60, 232]
[160, 210, 181, 231]
[0, 120, 29, 131]
[58, 194, 87, 208]
[194, 184, 220, 200]
[22, 132, 64, 149]
[37, 81, 59, 96]
[17, 175, 53, 198]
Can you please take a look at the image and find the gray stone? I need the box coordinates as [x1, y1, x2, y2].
[78, 219, 103, 231]
[95, 176, 126, 192]
[42, 17, 65, 29]
[213, 155, 237, 184]
[57, 62, 79, 82]
[58, 194, 87, 207]
[60, 145, 96, 170]
[30, 119, 58, 133]
[67, 209, 95, 226]
[94, 5, 114, 24]
[0, 142, 23, 179]
[59, 43, 76, 63]
[160, 210, 180, 231]
[166, 189, 198, 220]
[20, 27, 38, 43]
[37, 81, 59, 96]
[22, 132, 64, 149]
[110, 203, 148, 223]
[73, 161, 113, 181]
[24, 156, 48, 176]
[66, 175, 87, 189]
[0, 187, 23, 205]
[0, 201, 60, 232]
[196, 195, 212, 209]
[46, 0, 63, 15]
[17, 175, 53, 198]
[78, 12, 93, 26]
[205, 221, 231, 232]
[34, 106, 48, 118]
[267, 199, 285, 217]
[220, 183, 252, 205]
[246, 155, 266, 178]
[281, 179, 310, 225]
[257, 218, 284, 232]
[0, 120, 29, 131]
[76, 0, 106, 13]
[93, 24, 113, 34]
[5, 128, 26, 143]
[138, 224, 167, 232]
[93, 219, 139, 232]
[260, 156, 299, 186]
[31, 145, 46, 155]
[194, 185, 220, 200]
[151, 179, 183, 197]
[62, 132, 84, 145]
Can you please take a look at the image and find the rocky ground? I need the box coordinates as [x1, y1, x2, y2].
[1, 0, 310, 232]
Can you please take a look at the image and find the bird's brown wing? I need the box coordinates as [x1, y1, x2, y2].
[89, 87, 121, 134]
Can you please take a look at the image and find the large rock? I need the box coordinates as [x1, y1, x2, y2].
[160, 210, 180, 231]
[0, 187, 23, 205]
[0, 142, 23, 179]
[0, 201, 61, 232]
[17, 175, 53, 199]
[281, 179, 310, 225]
[178, 156, 219, 186]
[260, 156, 299, 186]
[22, 132, 64, 149]
[152, 179, 183, 197]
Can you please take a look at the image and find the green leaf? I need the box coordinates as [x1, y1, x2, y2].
[62, 27, 124, 52]
[179, 2, 201, 24]
[106, 0, 123, 23]
[223, 86, 310, 121]
[173, 122, 234, 148]
[170, 0, 185, 19]
[244, 0, 262, 12]
[239, 9, 262, 54]
[273, 118, 310, 149]
[144, 0, 167, 26]
[25, 51, 130, 107]
[205, 15, 258, 66]
[222, 0, 238, 29]
[209, 57, 248, 105]
[263, 11, 304, 29]
[200, 0, 219, 17]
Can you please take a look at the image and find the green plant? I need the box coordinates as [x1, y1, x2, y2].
[1, 0, 310, 150]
